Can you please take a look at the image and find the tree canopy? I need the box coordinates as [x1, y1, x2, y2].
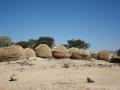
[117, 49, 120, 56]
[0, 36, 12, 48]
[15, 41, 28, 48]
[37, 36, 55, 48]
[67, 39, 90, 49]
[0, 36, 90, 50]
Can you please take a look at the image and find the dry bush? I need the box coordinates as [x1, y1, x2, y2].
[52, 45, 70, 59]
[24, 48, 36, 59]
[35, 44, 52, 58]
[69, 48, 91, 60]
[0, 45, 26, 62]
[97, 50, 112, 61]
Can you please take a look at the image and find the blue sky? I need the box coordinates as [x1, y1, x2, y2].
[0, 0, 120, 51]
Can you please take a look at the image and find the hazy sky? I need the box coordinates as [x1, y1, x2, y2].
[0, 0, 120, 51]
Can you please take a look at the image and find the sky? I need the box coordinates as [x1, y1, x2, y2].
[0, 0, 120, 51]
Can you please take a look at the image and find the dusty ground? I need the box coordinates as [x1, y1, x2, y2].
[0, 57, 120, 90]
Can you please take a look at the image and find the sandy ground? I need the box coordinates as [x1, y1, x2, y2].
[0, 57, 120, 90]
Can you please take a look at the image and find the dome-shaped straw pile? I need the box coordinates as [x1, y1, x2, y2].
[0, 45, 26, 62]
[52, 45, 70, 59]
[69, 47, 91, 60]
[97, 50, 112, 61]
[24, 48, 36, 59]
[35, 44, 52, 58]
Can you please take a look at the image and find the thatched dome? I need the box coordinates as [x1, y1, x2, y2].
[0, 45, 26, 62]
[97, 50, 112, 61]
[24, 48, 36, 59]
[69, 48, 81, 59]
[52, 45, 70, 59]
[69, 48, 91, 60]
[35, 44, 52, 58]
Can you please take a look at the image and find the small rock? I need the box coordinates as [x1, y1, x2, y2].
[62, 64, 70, 68]
[9, 74, 17, 82]
[87, 77, 95, 83]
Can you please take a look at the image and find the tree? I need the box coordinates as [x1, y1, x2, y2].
[0, 36, 12, 48]
[15, 41, 28, 48]
[62, 44, 69, 49]
[37, 36, 55, 47]
[27, 39, 38, 49]
[67, 39, 90, 49]
[117, 49, 120, 56]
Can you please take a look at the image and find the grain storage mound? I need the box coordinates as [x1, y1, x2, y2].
[97, 50, 112, 61]
[52, 45, 70, 59]
[35, 44, 52, 58]
[69, 48, 91, 60]
[25, 48, 36, 59]
[0, 45, 26, 62]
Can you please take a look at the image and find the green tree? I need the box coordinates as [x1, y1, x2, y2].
[37, 36, 55, 47]
[0, 36, 12, 48]
[62, 44, 69, 49]
[117, 49, 120, 56]
[27, 39, 38, 49]
[67, 39, 90, 49]
[15, 41, 28, 48]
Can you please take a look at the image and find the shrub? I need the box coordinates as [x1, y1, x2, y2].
[36, 36, 54, 48]
[67, 39, 90, 49]
[16, 41, 28, 48]
[27, 39, 38, 49]
[0, 36, 12, 48]
[117, 49, 120, 57]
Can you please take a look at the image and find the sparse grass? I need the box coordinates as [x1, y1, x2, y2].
[17, 61, 34, 66]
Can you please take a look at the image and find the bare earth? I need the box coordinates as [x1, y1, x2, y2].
[0, 57, 120, 90]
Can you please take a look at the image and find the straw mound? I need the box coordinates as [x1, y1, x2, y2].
[97, 50, 112, 61]
[52, 45, 70, 59]
[24, 48, 36, 59]
[0, 45, 26, 62]
[35, 44, 52, 58]
[69, 48, 91, 59]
